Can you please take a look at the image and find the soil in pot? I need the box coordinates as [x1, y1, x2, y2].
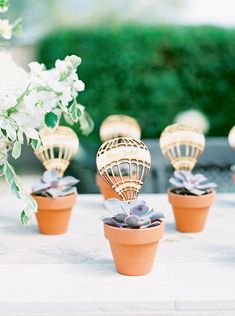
[104, 221, 164, 276]
[168, 189, 215, 233]
[32, 192, 77, 235]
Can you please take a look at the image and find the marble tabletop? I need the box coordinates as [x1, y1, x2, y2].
[0, 183, 235, 315]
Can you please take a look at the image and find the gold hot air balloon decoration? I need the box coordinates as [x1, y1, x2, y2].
[96, 137, 151, 201]
[228, 126, 235, 149]
[35, 126, 79, 176]
[159, 124, 205, 171]
[100, 115, 141, 142]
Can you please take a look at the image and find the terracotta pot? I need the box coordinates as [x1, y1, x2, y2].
[96, 173, 121, 200]
[104, 222, 164, 276]
[168, 190, 216, 233]
[32, 193, 77, 235]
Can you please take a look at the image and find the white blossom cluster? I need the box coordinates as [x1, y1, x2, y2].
[0, 52, 86, 129]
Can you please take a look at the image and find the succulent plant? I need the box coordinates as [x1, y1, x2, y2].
[32, 170, 79, 198]
[169, 170, 216, 196]
[103, 198, 164, 229]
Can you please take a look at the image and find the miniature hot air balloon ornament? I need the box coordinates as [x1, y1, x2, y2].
[97, 115, 141, 199]
[100, 115, 141, 142]
[159, 123, 205, 171]
[96, 137, 151, 202]
[159, 123, 216, 233]
[35, 126, 79, 176]
[32, 125, 79, 235]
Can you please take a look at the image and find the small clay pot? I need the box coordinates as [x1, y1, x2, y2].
[104, 222, 164, 276]
[168, 190, 215, 233]
[32, 193, 77, 235]
[96, 173, 121, 200]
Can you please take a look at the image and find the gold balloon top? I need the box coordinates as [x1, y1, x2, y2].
[228, 126, 235, 148]
[96, 137, 151, 201]
[160, 123, 205, 171]
[99, 115, 141, 142]
[35, 126, 79, 176]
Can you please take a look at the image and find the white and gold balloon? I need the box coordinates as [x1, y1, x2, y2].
[35, 126, 79, 176]
[100, 115, 141, 142]
[96, 137, 151, 202]
[160, 123, 205, 171]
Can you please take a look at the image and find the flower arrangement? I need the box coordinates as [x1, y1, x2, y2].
[0, 1, 93, 224]
[103, 198, 164, 229]
[169, 171, 217, 196]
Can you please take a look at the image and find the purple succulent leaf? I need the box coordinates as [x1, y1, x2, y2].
[141, 220, 162, 229]
[194, 173, 208, 183]
[169, 177, 183, 187]
[183, 180, 195, 191]
[175, 170, 192, 182]
[130, 203, 150, 218]
[42, 170, 60, 184]
[150, 211, 165, 221]
[104, 198, 130, 216]
[129, 200, 146, 208]
[196, 182, 217, 189]
[58, 187, 77, 196]
[114, 213, 128, 222]
[125, 215, 150, 228]
[59, 176, 79, 187]
[189, 188, 205, 195]
[103, 217, 121, 228]
[32, 179, 51, 193]
[46, 188, 61, 198]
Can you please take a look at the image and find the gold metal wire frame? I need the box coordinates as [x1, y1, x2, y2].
[35, 126, 79, 176]
[160, 123, 205, 171]
[100, 115, 141, 142]
[96, 137, 151, 201]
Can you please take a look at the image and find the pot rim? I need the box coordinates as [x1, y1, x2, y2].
[104, 220, 164, 244]
[168, 188, 216, 198]
[31, 192, 76, 201]
[104, 220, 163, 232]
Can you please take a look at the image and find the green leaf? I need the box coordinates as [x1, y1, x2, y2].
[44, 112, 59, 128]
[30, 139, 41, 151]
[0, 163, 5, 176]
[12, 141, 21, 159]
[0, 118, 16, 141]
[21, 211, 31, 225]
[11, 179, 21, 199]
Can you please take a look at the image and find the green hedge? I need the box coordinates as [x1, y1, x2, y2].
[37, 25, 235, 144]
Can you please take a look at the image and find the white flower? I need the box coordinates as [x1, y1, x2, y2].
[65, 55, 81, 67]
[174, 109, 210, 134]
[28, 62, 45, 74]
[0, 52, 29, 111]
[26, 55, 85, 115]
[0, 19, 12, 39]
[55, 59, 67, 74]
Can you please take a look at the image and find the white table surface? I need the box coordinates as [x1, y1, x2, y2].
[0, 180, 235, 315]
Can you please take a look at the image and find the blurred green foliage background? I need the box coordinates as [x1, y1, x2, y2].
[37, 25, 235, 145]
